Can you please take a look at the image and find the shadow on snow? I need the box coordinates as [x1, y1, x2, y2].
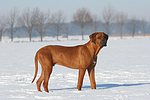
[50, 83, 150, 91]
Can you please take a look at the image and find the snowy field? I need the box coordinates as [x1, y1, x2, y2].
[0, 36, 150, 100]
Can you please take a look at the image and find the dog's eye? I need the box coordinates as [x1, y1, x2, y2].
[98, 37, 101, 39]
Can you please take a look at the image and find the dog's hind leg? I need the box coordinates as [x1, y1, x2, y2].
[38, 53, 53, 93]
[36, 69, 44, 92]
[41, 57, 53, 93]
[43, 65, 53, 93]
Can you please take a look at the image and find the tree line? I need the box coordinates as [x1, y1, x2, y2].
[0, 5, 150, 42]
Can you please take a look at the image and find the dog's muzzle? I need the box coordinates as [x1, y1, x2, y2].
[102, 34, 108, 47]
[100, 39, 107, 47]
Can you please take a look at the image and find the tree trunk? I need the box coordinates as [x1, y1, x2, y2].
[143, 29, 145, 37]
[106, 27, 109, 35]
[94, 24, 96, 32]
[120, 26, 122, 39]
[40, 34, 43, 42]
[11, 28, 13, 42]
[29, 32, 31, 42]
[81, 28, 84, 40]
[57, 29, 59, 41]
[132, 30, 135, 38]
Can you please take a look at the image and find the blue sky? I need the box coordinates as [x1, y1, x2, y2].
[0, 0, 150, 22]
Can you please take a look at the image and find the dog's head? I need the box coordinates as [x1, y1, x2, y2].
[89, 32, 108, 47]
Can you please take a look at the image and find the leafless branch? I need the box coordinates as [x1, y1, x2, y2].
[52, 10, 66, 40]
[92, 14, 101, 32]
[141, 19, 146, 36]
[6, 7, 19, 42]
[116, 12, 127, 38]
[73, 7, 93, 40]
[33, 7, 52, 41]
[102, 5, 116, 35]
[127, 17, 138, 37]
[0, 15, 6, 41]
[19, 8, 36, 41]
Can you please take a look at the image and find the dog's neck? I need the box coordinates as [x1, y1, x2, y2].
[86, 41, 103, 57]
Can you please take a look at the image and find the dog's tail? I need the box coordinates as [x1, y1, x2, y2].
[32, 52, 38, 83]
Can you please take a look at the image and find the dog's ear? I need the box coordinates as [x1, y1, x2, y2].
[89, 33, 98, 44]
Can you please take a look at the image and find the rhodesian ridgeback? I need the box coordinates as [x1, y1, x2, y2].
[32, 32, 108, 92]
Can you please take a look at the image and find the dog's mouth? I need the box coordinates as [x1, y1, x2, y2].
[100, 40, 107, 47]
[100, 43, 107, 47]
[103, 44, 107, 46]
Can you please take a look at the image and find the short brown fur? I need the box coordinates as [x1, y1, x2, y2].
[32, 32, 108, 92]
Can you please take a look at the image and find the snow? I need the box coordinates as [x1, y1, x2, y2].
[1, 35, 90, 43]
[0, 37, 150, 100]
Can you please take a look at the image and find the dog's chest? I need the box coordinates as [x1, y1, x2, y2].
[91, 55, 97, 65]
[93, 60, 97, 65]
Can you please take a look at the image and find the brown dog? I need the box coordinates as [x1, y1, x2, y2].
[32, 32, 108, 92]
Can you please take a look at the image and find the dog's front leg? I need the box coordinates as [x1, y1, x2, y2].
[87, 67, 96, 89]
[87, 56, 97, 89]
[77, 67, 86, 91]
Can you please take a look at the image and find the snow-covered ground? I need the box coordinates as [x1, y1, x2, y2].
[1, 35, 90, 43]
[0, 36, 150, 100]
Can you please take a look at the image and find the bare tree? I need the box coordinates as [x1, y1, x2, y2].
[92, 14, 100, 32]
[116, 12, 127, 39]
[53, 10, 66, 40]
[141, 19, 146, 36]
[19, 8, 36, 41]
[73, 7, 93, 40]
[127, 17, 138, 37]
[6, 7, 19, 42]
[34, 7, 52, 41]
[102, 5, 116, 35]
[0, 15, 6, 42]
